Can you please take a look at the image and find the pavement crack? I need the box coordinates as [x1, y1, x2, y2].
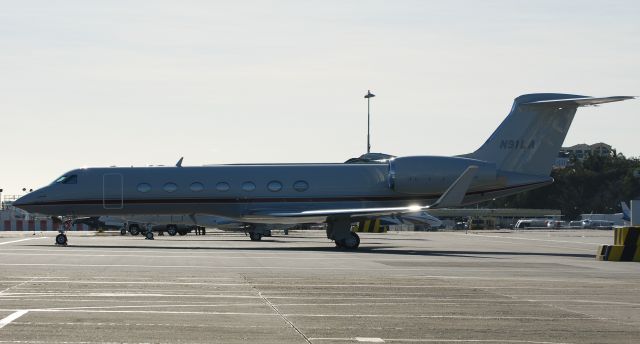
[241, 275, 312, 344]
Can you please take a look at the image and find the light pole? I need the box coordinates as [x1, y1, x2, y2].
[0, 188, 3, 210]
[364, 90, 375, 154]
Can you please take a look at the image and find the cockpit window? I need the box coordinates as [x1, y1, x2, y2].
[55, 175, 77, 184]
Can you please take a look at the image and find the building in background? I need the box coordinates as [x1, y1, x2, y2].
[554, 142, 615, 169]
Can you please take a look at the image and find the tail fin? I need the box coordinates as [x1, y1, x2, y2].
[621, 201, 631, 221]
[464, 93, 633, 176]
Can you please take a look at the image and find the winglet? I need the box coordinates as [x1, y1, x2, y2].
[176, 157, 184, 167]
[428, 165, 478, 209]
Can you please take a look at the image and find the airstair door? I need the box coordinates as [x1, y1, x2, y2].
[103, 173, 123, 209]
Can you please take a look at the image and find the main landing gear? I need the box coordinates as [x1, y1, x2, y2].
[335, 232, 360, 249]
[249, 232, 262, 241]
[326, 218, 360, 250]
[247, 225, 271, 241]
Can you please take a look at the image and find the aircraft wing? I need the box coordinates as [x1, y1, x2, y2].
[260, 205, 426, 219]
[251, 166, 479, 219]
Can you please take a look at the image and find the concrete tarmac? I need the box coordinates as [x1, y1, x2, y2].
[0, 229, 639, 343]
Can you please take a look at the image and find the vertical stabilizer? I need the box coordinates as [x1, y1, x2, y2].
[621, 202, 631, 221]
[464, 94, 633, 176]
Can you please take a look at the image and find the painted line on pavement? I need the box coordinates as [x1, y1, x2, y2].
[0, 238, 46, 246]
[0, 310, 28, 329]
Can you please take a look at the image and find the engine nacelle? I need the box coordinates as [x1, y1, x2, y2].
[388, 156, 497, 195]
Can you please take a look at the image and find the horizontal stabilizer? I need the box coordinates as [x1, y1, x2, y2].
[523, 96, 634, 107]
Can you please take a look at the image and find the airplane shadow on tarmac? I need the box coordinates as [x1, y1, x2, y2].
[29, 243, 595, 259]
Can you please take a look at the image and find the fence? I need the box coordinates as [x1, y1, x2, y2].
[0, 219, 96, 231]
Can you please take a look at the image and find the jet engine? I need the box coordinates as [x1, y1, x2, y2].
[388, 156, 497, 195]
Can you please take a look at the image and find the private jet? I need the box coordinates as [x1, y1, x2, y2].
[14, 93, 633, 248]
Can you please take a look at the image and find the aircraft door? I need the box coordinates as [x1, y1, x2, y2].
[103, 173, 123, 209]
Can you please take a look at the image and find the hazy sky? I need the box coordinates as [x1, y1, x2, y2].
[1, 0, 638, 195]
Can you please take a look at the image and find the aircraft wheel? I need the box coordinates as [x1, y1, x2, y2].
[129, 225, 140, 236]
[120, 228, 127, 236]
[55, 234, 68, 246]
[145, 231, 154, 240]
[336, 232, 360, 249]
[167, 226, 178, 236]
[249, 232, 262, 241]
[178, 229, 188, 236]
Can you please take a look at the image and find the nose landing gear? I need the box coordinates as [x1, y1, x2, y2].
[55, 219, 72, 246]
[55, 233, 68, 246]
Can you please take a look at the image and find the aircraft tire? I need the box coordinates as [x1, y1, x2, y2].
[336, 232, 360, 249]
[167, 226, 178, 236]
[55, 234, 68, 246]
[120, 228, 127, 236]
[145, 231, 154, 240]
[178, 229, 188, 236]
[129, 225, 140, 236]
[249, 232, 262, 241]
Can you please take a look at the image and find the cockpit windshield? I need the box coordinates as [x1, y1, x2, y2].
[54, 174, 78, 184]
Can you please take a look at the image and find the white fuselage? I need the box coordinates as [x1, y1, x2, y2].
[13, 156, 550, 224]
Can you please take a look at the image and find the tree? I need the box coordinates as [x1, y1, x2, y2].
[484, 154, 640, 220]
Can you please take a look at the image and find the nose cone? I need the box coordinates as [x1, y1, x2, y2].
[12, 194, 31, 210]
[12, 188, 47, 213]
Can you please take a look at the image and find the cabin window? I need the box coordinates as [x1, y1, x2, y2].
[55, 175, 78, 184]
[190, 182, 204, 192]
[63, 175, 77, 184]
[137, 183, 151, 193]
[293, 180, 309, 192]
[267, 181, 283, 192]
[216, 182, 230, 192]
[241, 181, 256, 192]
[163, 182, 178, 193]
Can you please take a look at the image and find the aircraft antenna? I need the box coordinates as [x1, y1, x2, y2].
[364, 90, 375, 153]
